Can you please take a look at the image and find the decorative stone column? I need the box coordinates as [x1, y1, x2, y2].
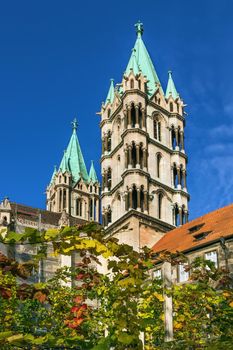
[128, 145, 132, 169]
[127, 105, 131, 128]
[177, 167, 181, 190]
[92, 197, 95, 221]
[142, 108, 146, 131]
[104, 171, 108, 192]
[135, 105, 139, 128]
[125, 191, 129, 211]
[124, 148, 128, 169]
[129, 188, 133, 209]
[143, 148, 147, 171]
[175, 128, 179, 151]
[102, 138, 105, 154]
[143, 191, 148, 214]
[178, 206, 183, 226]
[180, 131, 185, 152]
[123, 109, 127, 130]
[105, 212, 108, 227]
[104, 134, 108, 154]
[183, 170, 187, 191]
[184, 210, 189, 223]
[136, 144, 140, 169]
[137, 188, 141, 211]
[171, 166, 174, 187]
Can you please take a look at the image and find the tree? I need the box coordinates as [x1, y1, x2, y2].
[0, 224, 232, 349]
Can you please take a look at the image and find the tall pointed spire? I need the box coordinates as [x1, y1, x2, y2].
[125, 21, 162, 96]
[88, 160, 98, 183]
[165, 70, 179, 99]
[58, 119, 89, 183]
[105, 79, 115, 104]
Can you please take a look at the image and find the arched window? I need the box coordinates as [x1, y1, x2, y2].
[76, 198, 82, 217]
[154, 120, 158, 139]
[130, 79, 134, 89]
[170, 102, 173, 112]
[131, 142, 137, 168]
[107, 131, 111, 152]
[138, 80, 141, 90]
[174, 204, 179, 226]
[59, 189, 62, 211]
[158, 193, 163, 219]
[107, 109, 111, 118]
[107, 168, 112, 191]
[107, 207, 112, 224]
[63, 189, 66, 210]
[131, 103, 136, 128]
[132, 185, 137, 210]
[171, 126, 176, 150]
[173, 164, 178, 188]
[140, 186, 144, 212]
[153, 117, 161, 141]
[157, 154, 162, 178]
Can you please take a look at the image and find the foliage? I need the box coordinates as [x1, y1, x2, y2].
[0, 223, 232, 349]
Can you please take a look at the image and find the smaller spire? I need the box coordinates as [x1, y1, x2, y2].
[105, 79, 115, 104]
[88, 160, 98, 183]
[135, 20, 144, 38]
[71, 118, 78, 133]
[49, 165, 57, 185]
[165, 70, 179, 99]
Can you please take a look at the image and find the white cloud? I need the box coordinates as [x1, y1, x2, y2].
[209, 124, 233, 138]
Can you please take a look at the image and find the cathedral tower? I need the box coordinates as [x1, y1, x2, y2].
[46, 119, 100, 222]
[100, 22, 189, 249]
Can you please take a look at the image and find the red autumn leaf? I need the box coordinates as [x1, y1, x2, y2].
[33, 291, 47, 303]
[74, 296, 83, 304]
[76, 273, 85, 280]
[71, 306, 80, 313]
[0, 288, 12, 299]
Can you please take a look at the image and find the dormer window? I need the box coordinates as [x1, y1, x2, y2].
[188, 223, 204, 233]
[90, 185, 92, 193]
[108, 109, 111, 118]
[138, 80, 141, 90]
[170, 102, 173, 112]
[193, 231, 211, 241]
[130, 79, 134, 89]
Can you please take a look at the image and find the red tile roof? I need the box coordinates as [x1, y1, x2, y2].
[152, 203, 233, 253]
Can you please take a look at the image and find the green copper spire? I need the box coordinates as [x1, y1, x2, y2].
[58, 119, 89, 183]
[125, 21, 162, 96]
[88, 160, 98, 183]
[105, 79, 115, 104]
[165, 70, 179, 99]
[49, 165, 57, 185]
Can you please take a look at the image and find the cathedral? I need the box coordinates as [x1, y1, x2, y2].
[0, 22, 232, 279]
[0, 21, 190, 249]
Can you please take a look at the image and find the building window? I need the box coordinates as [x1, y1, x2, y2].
[153, 269, 162, 279]
[154, 119, 161, 141]
[130, 79, 134, 89]
[158, 193, 163, 219]
[138, 80, 141, 90]
[157, 154, 161, 178]
[170, 102, 173, 112]
[108, 109, 111, 118]
[205, 251, 218, 268]
[178, 263, 189, 282]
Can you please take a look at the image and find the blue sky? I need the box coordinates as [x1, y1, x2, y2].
[0, 0, 233, 220]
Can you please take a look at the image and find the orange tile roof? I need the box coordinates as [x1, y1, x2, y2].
[152, 203, 233, 253]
